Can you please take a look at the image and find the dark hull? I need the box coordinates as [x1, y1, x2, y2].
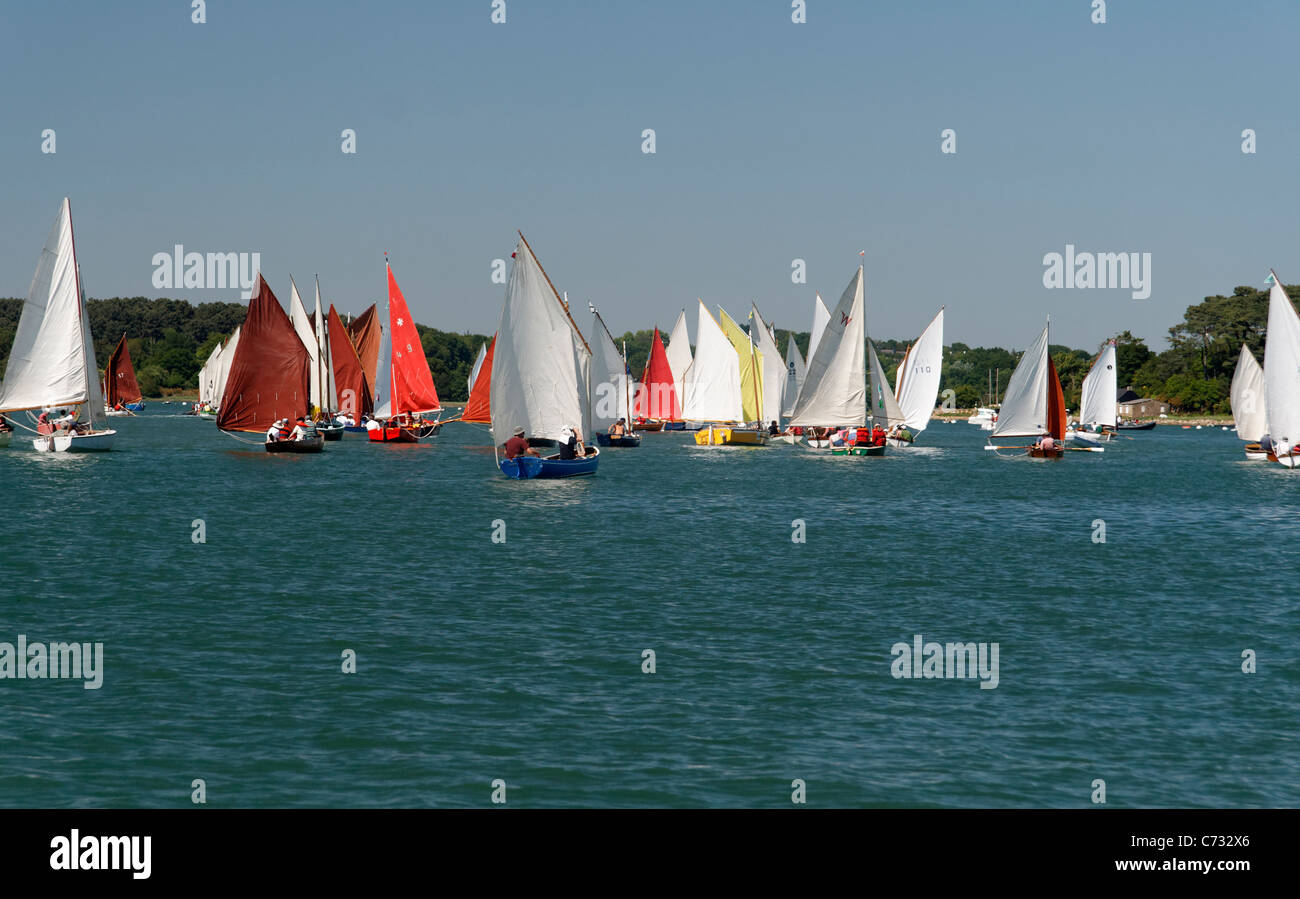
[316, 424, 344, 441]
[595, 433, 641, 447]
[1117, 421, 1157, 430]
[499, 447, 600, 479]
[265, 435, 325, 453]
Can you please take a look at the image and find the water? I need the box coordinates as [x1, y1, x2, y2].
[1, 414, 1296, 807]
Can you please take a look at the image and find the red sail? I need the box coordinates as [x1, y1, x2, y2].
[327, 303, 372, 421]
[635, 327, 680, 419]
[462, 335, 494, 424]
[387, 265, 440, 413]
[347, 304, 382, 395]
[104, 334, 142, 406]
[1046, 355, 1067, 440]
[216, 275, 311, 432]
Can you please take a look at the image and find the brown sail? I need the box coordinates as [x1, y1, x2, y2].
[462, 335, 494, 424]
[216, 274, 310, 432]
[1046, 356, 1067, 441]
[327, 303, 372, 421]
[346, 303, 382, 395]
[104, 333, 142, 407]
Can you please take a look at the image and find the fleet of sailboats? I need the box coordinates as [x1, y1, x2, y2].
[1230, 343, 1267, 460]
[1068, 340, 1118, 446]
[986, 319, 1091, 458]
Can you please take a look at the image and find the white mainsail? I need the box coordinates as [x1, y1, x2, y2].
[783, 336, 806, 417]
[198, 342, 223, 405]
[1263, 275, 1300, 456]
[314, 277, 337, 412]
[212, 325, 240, 410]
[868, 340, 906, 427]
[289, 276, 322, 412]
[1078, 341, 1118, 429]
[489, 237, 590, 442]
[789, 267, 866, 427]
[372, 320, 393, 419]
[77, 276, 108, 430]
[681, 300, 744, 422]
[894, 307, 944, 433]
[468, 342, 488, 396]
[1230, 343, 1267, 442]
[750, 303, 785, 426]
[0, 198, 91, 414]
[808, 292, 831, 363]
[991, 323, 1051, 438]
[590, 310, 632, 431]
[665, 308, 692, 409]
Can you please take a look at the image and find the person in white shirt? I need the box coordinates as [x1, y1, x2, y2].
[365, 417, 381, 431]
[266, 419, 285, 443]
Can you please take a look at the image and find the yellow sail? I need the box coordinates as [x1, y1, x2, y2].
[717, 308, 763, 423]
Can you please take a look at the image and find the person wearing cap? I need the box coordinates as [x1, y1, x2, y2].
[503, 425, 538, 460]
[266, 419, 283, 442]
[608, 417, 626, 438]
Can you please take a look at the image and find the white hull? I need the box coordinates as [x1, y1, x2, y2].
[1245, 451, 1268, 461]
[105, 409, 134, 417]
[886, 437, 913, 448]
[769, 434, 800, 445]
[32, 429, 117, 453]
[1274, 452, 1300, 469]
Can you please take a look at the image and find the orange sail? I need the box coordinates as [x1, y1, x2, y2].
[327, 303, 372, 421]
[217, 275, 311, 432]
[386, 265, 440, 414]
[104, 333, 142, 406]
[1046, 356, 1067, 440]
[463, 334, 494, 424]
[635, 327, 680, 419]
[347, 304, 382, 396]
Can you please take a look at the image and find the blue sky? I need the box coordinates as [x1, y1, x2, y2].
[2, 0, 1296, 350]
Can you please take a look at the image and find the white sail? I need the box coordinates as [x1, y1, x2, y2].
[468, 342, 488, 396]
[808, 292, 831, 362]
[372, 320, 393, 418]
[665, 308, 692, 410]
[1230, 343, 1267, 441]
[489, 238, 589, 442]
[868, 340, 906, 427]
[790, 267, 866, 427]
[288, 277, 322, 411]
[783, 336, 806, 417]
[314, 278, 337, 412]
[681, 300, 744, 422]
[750, 303, 785, 426]
[590, 311, 632, 431]
[1078, 341, 1118, 428]
[198, 343, 222, 405]
[213, 325, 240, 410]
[0, 198, 90, 413]
[991, 323, 1051, 438]
[1263, 277, 1300, 451]
[895, 307, 944, 433]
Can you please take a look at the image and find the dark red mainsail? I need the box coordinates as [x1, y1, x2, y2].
[346, 304, 382, 397]
[217, 275, 311, 432]
[104, 333, 142, 406]
[327, 303, 372, 421]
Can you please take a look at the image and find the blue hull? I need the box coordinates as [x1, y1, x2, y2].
[595, 433, 640, 447]
[499, 448, 600, 479]
[662, 421, 685, 430]
[125, 402, 145, 412]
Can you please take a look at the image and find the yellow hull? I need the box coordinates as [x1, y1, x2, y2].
[694, 427, 769, 446]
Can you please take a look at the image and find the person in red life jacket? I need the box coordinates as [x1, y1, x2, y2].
[855, 427, 870, 445]
[503, 425, 539, 460]
[870, 424, 887, 446]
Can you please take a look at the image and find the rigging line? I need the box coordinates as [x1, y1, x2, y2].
[219, 429, 267, 446]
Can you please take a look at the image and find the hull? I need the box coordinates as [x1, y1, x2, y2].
[499, 447, 600, 479]
[661, 421, 685, 431]
[694, 427, 769, 447]
[33, 429, 117, 453]
[316, 424, 344, 441]
[367, 426, 420, 443]
[124, 402, 145, 412]
[1065, 431, 1102, 447]
[1267, 450, 1300, 469]
[1028, 445, 1065, 459]
[830, 444, 885, 457]
[265, 434, 325, 453]
[634, 419, 665, 432]
[1244, 443, 1268, 461]
[0, 431, 11, 448]
[595, 433, 641, 447]
[769, 434, 800, 445]
[1117, 421, 1157, 430]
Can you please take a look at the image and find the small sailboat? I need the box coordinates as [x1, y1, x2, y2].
[1068, 340, 1118, 446]
[683, 301, 765, 446]
[783, 335, 806, 419]
[986, 319, 1090, 458]
[590, 306, 641, 447]
[326, 304, 372, 431]
[367, 260, 443, 443]
[0, 199, 117, 452]
[462, 334, 494, 427]
[1230, 343, 1268, 460]
[662, 309, 693, 429]
[1262, 271, 1300, 468]
[104, 334, 144, 415]
[216, 274, 319, 452]
[891, 307, 945, 445]
[491, 233, 599, 478]
[630, 326, 677, 432]
[750, 303, 787, 434]
[788, 265, 880, 455]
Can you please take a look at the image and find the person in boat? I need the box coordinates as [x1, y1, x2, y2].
[1036, 434, 1056, 452]
[768, 420, 779, 436]
[0, 416, 10, 433]
[609, 418, 626, 438]
[266, 418, 288, 443]
[54, 410, 82, 433]
[364, 416, 381, 432]
[830, 428, 847, 447]
[290, 416, 312, 440]
[504, 426, 539, 460]
[558, 426, 588, 460]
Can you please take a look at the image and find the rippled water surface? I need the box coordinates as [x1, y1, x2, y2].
[1, 413, 1296, 807]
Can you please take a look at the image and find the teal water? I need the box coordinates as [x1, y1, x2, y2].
[1, 413, 1296, 807]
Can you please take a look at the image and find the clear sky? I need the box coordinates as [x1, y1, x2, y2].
[2, 0, 1296, 351]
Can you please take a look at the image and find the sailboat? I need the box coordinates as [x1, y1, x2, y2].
[0, 198, 117, 452]
[491, 233, 599, 478]
[750, 303, 786, 433]
[326, 303, 372, 430]
[1230, 343, 1268, 460]
[662, 309, 693, 429]
[783, 335, 806, 419]
[986, 319, 1094, 458]
[631, 326, 679, 431]
[208, 325, 240, 420]
[808, 292, 831, 363]
[1262, 271, 1300, 468]
[367, 260, 443, 443]
[890, 308, 945, 445]
[1068, 340, 1118, 446]
[590, 307, 640, 447]
[788, 265, 879, 455]
[104, 334, 144, 415]
[197, 340, 223, 414]
[462, 334, 494, 427]
[684, 301, 765, 446]
[216, 274, 320, 452]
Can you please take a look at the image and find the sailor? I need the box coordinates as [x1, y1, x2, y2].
[290, 416, 309, 440]
[1039, 434, 1056, 452]
[558, 426, 579, 460]
[504, 425, 539, 460]
[266, 419, 284, 442]
[365, 415, 381, 432]
[609, 418, 626, 438]
[768, 420, 779, 436]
